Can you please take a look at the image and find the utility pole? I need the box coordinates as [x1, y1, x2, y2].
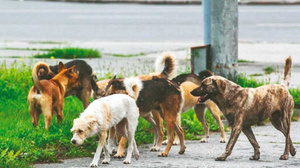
[203, 0, 211, 45]
[210, 0, 238, 81]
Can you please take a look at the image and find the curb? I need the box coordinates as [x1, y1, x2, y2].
[31, 0, 300, 5]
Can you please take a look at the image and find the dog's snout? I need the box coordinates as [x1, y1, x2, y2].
[190, 89, 199, 96]
[71, 139, 77, 145]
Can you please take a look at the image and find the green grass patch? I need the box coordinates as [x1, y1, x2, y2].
[263, 66, 275, 75]
[110, 52, 146, 57]
[33, 48, 101, 59]
[238, 59, 255, 63]
[249, 73, 263, 77]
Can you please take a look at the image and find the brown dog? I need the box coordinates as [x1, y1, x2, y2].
[35, 60, 101, 109]
[106, 77, 185, 157]
[162, 70, 226, 144]
[27, 62, 78, 130]
[191, 56, 296, 161]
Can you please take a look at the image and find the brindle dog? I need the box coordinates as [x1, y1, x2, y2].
[191, 56, 296, 161]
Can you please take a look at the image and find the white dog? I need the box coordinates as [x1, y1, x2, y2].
[70, 93, 140, 166]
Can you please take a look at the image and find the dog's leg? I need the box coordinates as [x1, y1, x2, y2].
[152, 111, 164, 149]
[77, 88, 91, 109]
[30, 107, 40, 127]
[114, 137, 127, 158]
[42, 104, 52, 130]
[158, 113, 175, 157]
[123, 129, 134, 164]
[194, 104, 209, 143]
[56, 106, 63, 124]
[242, 126, 260, 160]
[90, 131, 107, 167]
[215, 114, 243, 161]
[101, 145, 111, 164]
[114, 119, 129, 158]
[174, 123, 186, 154]
[270, 109, 295, 160]
[205, 100, 226, 143]
[107, 127, 117, 154]
[143, 114, 161, 151]
[133, 139, 140, 160]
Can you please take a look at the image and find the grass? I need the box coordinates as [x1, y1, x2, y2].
[263, 66, 275, 75]
[238, 59, 255, 63]
[109, 52, 146, 57]
[0, 61, 299, 167]
[33, 48, 101, 59]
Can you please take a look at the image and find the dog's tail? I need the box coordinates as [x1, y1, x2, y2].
[124, 77, 143, 101]
[155, 52, 177, 79]
[281, 56, 292, 87]
[32, 62, 50, 91]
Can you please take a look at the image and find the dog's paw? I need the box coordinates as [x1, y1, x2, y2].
[173, 140, 180, 145]
[150, 146, 160, 151]
[90, 163, 98, 167]
[220, 139, 226, 143]
[280, 154, 289, 160]
[200, 138, 209, 143]
[215, 156, 226, 161]
[123, 159, 131, 164]
[158, 152, 168, 157]
[290, 147, 296, 156]
[178, 145, 186, 154]
[249, 155, 260, 160]
[114, 153, 125, 158]
[101, 160, 110, 164]
[178, 149, 185, 155]
[134, 153, 140, 160]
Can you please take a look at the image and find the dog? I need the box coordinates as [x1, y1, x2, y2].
[92, 52, 177, 99]
[70, 87, 141, 166]
[105, 76, 185, 157]
[162, 70, 226, 145]
[191, 56, 296, 161]
[27, 62, 78, 130]
[35, 60, 101, 109]
[91, 52, 177, 157]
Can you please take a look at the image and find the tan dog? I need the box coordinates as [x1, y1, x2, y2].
[191, 56, 296, 161]
[162, 70, 226, 145]
[27, 62, 78, 130]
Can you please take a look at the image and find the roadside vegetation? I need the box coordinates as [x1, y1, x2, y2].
[0, 61, 299, 167]
[33, 48, 101, 59]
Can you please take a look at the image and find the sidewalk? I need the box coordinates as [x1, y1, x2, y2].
[34, 121, 300, 168]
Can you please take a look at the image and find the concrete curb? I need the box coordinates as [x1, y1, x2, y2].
[30, 0, 300, 5]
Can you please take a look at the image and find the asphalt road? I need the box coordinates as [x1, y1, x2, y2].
[1, 1, 300, 43]
[34, 121, 300, 168]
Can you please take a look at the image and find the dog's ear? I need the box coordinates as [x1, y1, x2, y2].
[214, 79, 226, 94]
[67, 65, 78, 74]
[58, 62, 66, 72]
[85, 115, 97, 129]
